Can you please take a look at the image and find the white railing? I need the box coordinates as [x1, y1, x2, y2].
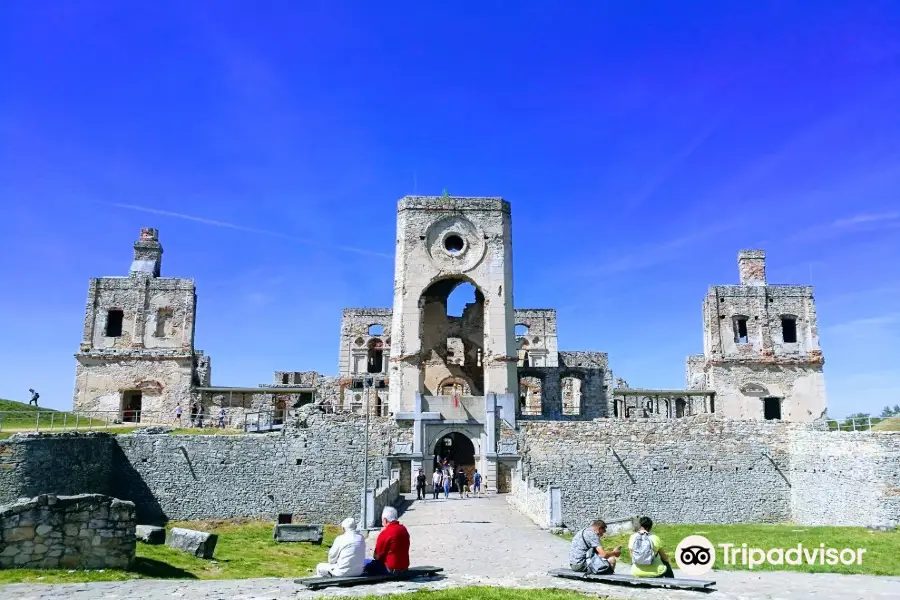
[824, 416, 900, 432]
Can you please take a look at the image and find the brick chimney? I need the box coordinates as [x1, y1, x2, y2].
[738, 249, 766, 286]
[130, 228, 163, 277]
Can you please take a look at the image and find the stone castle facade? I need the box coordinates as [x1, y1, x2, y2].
[72, 196, 828, 491]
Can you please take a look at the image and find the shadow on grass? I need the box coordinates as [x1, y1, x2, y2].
[130, 558, 198, 579]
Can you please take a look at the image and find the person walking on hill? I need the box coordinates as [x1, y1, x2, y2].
[28, 389, 39, 407]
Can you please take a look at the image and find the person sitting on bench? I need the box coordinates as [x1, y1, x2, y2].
[363, 506, 410, 575]
[568, 519, 620, 575]
[628, 516, 674, 578]
[315, 517, 366, 577]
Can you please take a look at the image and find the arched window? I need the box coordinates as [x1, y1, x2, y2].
[675, 397, 687, 418]
[368, 324, 384, 336]
[514, 324, 529, 336]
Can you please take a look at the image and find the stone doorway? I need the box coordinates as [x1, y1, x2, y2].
[121, 391, 142, 423]
[433, 432, 476, 491]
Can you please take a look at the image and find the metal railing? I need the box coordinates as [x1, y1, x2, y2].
[824, 416, 900, 432]
[0, 409, 240, 433]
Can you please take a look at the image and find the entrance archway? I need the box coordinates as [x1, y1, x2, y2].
[433, 432, 476, 491]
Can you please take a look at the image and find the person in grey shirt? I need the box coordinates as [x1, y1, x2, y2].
[568, 519, 621, 574]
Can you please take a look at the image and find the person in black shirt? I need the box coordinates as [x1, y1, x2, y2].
[415, 469, 427, 500]
[455, 469, 468, 499]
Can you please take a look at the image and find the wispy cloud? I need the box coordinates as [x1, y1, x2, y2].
[624, 118, 721, 211]
[825, 312, 900, 336]
[97, 201, 393, 258]
[789, 211, 900, 243]
[588, 221, 736, 277]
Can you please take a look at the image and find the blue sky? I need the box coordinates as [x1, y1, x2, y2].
[1, 2, 899, 417]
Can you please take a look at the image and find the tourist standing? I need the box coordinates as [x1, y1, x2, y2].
[442, 469, 451, 499]
[415, 469, 427, 500]
[175, 404, 182, 425]
[472, 469, 482, 497]
[456, 469, 467, 499]
[218, 406, 226, 428]
[432, 469, 442, 499]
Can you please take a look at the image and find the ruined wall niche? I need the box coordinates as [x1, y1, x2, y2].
[519, 374, 543, 416]
[154, 307, 172, 338]
[560, 374, 583, 416]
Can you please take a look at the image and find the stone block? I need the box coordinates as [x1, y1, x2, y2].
[273, 524, 324, 544]
[167, 527, 218, 558]
[135, 525, 166, 544]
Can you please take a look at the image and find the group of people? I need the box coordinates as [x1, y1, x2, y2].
[175, 404, 228, 428]
[568, 516, 674, 579]
[415, 460, 482, 500]
[315, 507, 410, 578]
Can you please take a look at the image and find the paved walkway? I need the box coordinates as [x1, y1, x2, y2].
[1, 494, 898, 599]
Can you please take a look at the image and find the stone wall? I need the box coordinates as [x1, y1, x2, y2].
[790, 430, 900, 527]
[0, 433, 114, 501]
[114, 407, 397, 524]
[507, 467, 561, 529]
[370, 472, 401, 528]
[516, 417, 799, 530]
[0, 494, 135, 569]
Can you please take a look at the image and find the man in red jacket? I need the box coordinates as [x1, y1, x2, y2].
[363, 506, 410, 575]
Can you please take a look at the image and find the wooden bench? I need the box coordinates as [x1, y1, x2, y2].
[295, 566, 444, 591]
[549, 568, 716, 591]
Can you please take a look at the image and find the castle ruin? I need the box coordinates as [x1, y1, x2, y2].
[72, 196, 828, 492]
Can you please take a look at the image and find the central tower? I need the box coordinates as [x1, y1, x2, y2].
[388, 196, 517, 413]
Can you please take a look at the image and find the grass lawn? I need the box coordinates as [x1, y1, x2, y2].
[344, 591, 614, 600]
[561, 524, 900, 576]
[0, 519, 341, 584]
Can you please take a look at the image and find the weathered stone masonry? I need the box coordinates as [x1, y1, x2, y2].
[512, 419, 900, 529]
[0, 494, 136, 570]
[0, 408, 399, 526]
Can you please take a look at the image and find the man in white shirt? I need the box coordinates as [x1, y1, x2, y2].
[315, 517, 366, 577]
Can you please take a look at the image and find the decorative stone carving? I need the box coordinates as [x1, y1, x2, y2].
[498, 440, 518, 455]
[393, 441, 413, 455]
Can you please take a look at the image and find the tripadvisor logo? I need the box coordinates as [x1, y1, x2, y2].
[675, 535, 716, 576]
[674, 535, 868, 576]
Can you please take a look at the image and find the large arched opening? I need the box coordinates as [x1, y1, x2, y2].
[432, 432, 477, 491]
[419, 277, 485, 396]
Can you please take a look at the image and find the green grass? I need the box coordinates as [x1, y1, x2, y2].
[0, 398, 111, 433]
[342, 591, 615, 600]
[0, 519, 343, 584]
[560, 524, 900, 576]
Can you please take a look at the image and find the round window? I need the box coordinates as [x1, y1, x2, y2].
[443, 234, 465, 254]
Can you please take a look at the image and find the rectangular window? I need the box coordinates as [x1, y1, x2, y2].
[764, 397, 782, 420]
[106, 310, 124, 337]
[781, 317, 798, 343]
[733, 317, 749, 344]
